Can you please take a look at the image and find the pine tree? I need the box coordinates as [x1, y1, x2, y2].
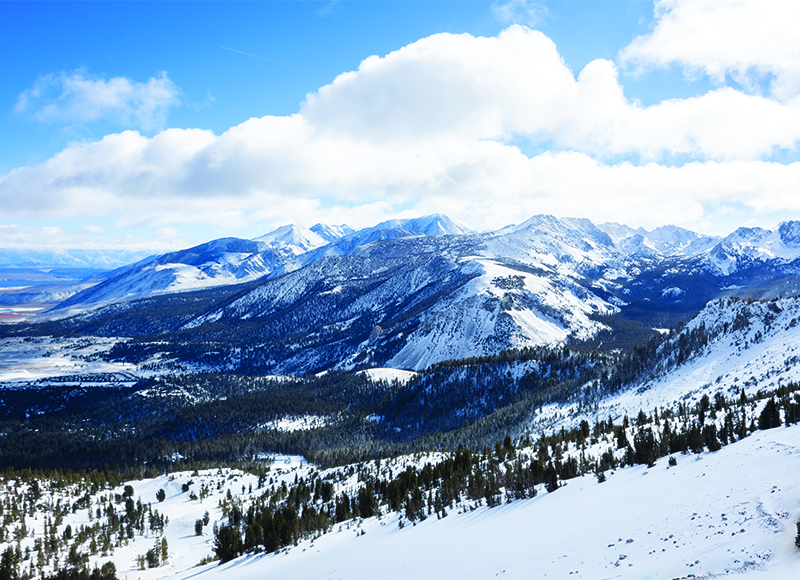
[545, 462, 559, 493]
[758, 398, 781, 430]
[213, 524, 242, 563]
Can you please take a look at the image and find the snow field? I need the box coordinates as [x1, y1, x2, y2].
[0, 336, 138, 385]
[0, 456, 313, 580]
[173, 424, 800, 580]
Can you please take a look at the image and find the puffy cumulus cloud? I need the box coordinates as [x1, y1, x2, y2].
[15, 69, 180, 131]
[302, 26, 800, 160]
[2, 25, 800, 244]
[620, 0, 800, 101]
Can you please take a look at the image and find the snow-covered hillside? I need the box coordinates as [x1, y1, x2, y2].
[533, 295, 800, 435]
[702, 223, 800, 275]
[3, 282, 800, 580]
[48, 224, 346, 315]
[6, 422, 796, 580]
[44, 216, 470, 315]
[8, 213, 800, 379]
[180, 245, 617, 373]
[173, 426, 800, 580]
[28, 215, 800, 323]
[384, 257, 615, 369]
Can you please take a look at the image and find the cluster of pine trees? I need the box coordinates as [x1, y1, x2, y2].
[0, 475, 176, 580]
[211, 380, 800, 563]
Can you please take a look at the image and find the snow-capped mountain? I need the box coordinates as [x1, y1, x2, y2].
[49, 224, 348, 315]
[482, 215, 623, 278]
[700, 223, 800, 276]
[597, 222, 719, 258]
[296, 213, 474, 265]
[251, 224, 329, 254]
[369, 213, 473, 237]
[0, 248, 150, 268]
[24, 214, 800, 375]
[46, 216, 471, 315]
[309, 223, 355, 243]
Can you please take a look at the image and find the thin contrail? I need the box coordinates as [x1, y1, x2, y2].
[220, 46, 283, 65]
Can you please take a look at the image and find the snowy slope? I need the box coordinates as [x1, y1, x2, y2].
[25, 214, 800, 377]
[150, 425, 800, 580]
[251, 223, 329, 254]
[611, 297, 800, 416]
[45, 216, 469, 316]
[483, 215, 623, 277]
[310, 223, 355, 243]
[296, 214, 474, 266]
[369, 214, 473, 237]
[182, 246, 618, 373]
[385, 257, 615, 369]
[531, 296, 800, 438]
[49, 234, 315, 316]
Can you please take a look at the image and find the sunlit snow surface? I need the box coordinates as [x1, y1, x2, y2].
[359, 367, 417, 384]
[385, 257, 615, 370]
[534, 296, 800, 433]
[0, 336, 138, 384]
[154, 426, 800, 580]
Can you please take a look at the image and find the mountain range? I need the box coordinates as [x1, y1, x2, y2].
[3, 213, 797, 376]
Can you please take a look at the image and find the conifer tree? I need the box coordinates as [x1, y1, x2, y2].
[758, 398, 781, 430]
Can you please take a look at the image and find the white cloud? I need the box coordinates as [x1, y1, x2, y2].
[491, 0, 548, 28]
[15, 68, 180, 131]
[619, 0, 800, 101]
[301, 26, 800, 160]
[1, 25, 800, 246]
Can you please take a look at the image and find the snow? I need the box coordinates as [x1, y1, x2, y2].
[161, 425, 800, 580]
[386, 257, 615, 369]
[597, 222, 719, 258]
[533, 296, 800, 433]
[0, 336, 139, 384]
[251, 224, 328, 255]
[359, 368, 417, 384]
[4, 288, 800, 580]
[368, 214, 473, 237]
[258, 415, 328, 432]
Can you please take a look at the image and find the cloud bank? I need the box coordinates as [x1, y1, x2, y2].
[2, 1, 800, 247]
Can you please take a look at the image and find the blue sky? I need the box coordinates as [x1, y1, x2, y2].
[1, 0, 799, 251]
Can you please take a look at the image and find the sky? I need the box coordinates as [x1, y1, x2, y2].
[1, 0, 799, 252]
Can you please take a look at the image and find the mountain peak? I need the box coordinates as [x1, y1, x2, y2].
[310, 223, 355, 243]
[778, 220, 800, 248]
[371, 214, 473, 237]
[252, 224, 328, 253]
